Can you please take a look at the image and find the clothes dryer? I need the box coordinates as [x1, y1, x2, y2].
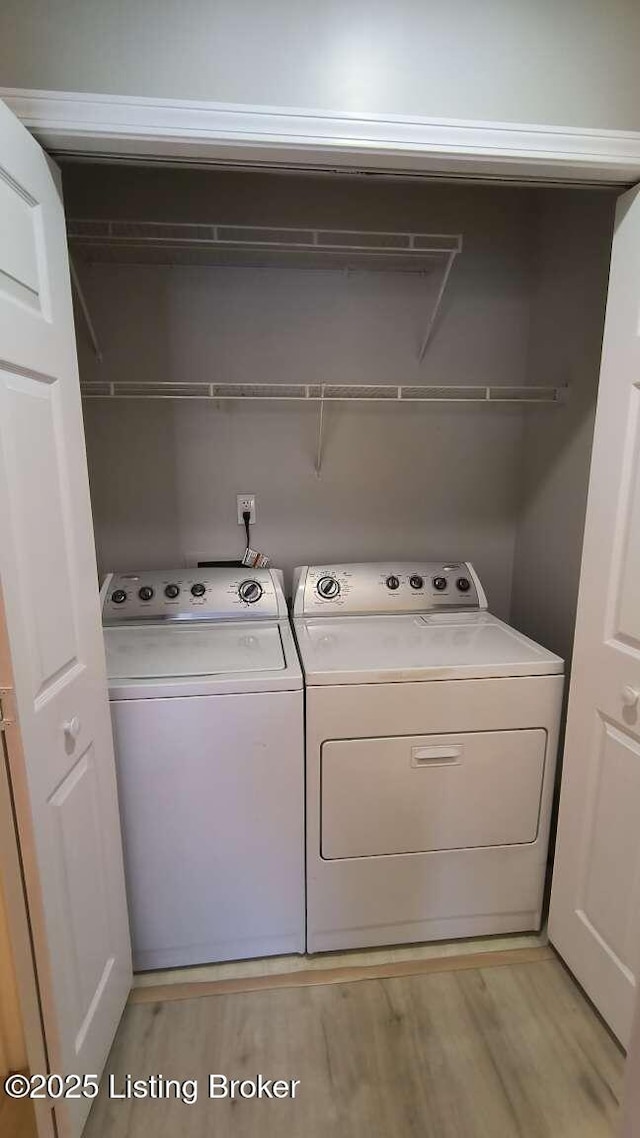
[293, 562, 563, 952]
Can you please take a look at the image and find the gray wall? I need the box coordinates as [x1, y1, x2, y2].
[84, 398, 524, 616]
[71, 169, 537, 616]
[2, 0, 640, 130]
[510, 192, 615, 667]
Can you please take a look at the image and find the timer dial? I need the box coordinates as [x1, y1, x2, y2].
[317, 576, 340, 600]
[239, 579, 263, 604]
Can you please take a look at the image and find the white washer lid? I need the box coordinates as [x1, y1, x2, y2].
[105, 621, 286, 680]
[293, 611, 564, 685]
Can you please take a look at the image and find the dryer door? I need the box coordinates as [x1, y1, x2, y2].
[321, 730, 547, 859]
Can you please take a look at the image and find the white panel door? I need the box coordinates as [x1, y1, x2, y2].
[549, 183, 640, 1046]
[0, 100, 131, 1136]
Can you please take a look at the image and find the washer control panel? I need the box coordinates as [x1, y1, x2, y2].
[293, 562, 487, 616]
[102, 567, 286, 623]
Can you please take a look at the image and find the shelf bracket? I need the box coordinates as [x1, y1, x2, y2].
[69, 255, 103, 364]
[418, 249, 457, 362]
[315, 384, 326, 477]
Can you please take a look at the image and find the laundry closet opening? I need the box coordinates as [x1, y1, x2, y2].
[63, 162, 616, 681]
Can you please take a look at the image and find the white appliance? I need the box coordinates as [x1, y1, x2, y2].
[102, 567, 304, 970]
[293, 562, 564, 953]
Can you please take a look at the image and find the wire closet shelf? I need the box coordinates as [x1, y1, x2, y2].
[71, 221, 566, 472]
[80, 382, 566, 476]
[67, 221, 462, 271]
[80, 382, 566, 404]
[68, 223, 464, 362]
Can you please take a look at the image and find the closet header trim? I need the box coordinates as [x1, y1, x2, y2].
[3, 88, 640, 186]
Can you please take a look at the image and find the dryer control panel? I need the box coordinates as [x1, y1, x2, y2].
[293, 562, 487, 616]
[102, 567, 287, 623]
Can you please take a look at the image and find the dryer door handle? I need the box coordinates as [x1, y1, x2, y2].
[411, 744, 462, 767]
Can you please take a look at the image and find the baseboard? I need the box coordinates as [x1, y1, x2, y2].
[129, 944, 555, 1005]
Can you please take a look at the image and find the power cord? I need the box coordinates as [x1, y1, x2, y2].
[243, 509, 251, 551]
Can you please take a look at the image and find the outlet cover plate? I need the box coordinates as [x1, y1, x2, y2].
[237, 494, 256, 525]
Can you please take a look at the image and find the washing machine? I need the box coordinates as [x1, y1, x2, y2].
[102, 566, 304, 970]
[293, 562, 564, 953]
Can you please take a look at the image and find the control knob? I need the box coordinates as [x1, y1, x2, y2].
[317, 576, 340, 600]
[456, 577, 471, 592]
[191, 583, 206, 598]
[386, 575, 400, 590]
[433, 576, 448, 591]
[138, 586, 154, 601]
[239, 579, 263, 604]
[164, 584, 180, 599]
[111, 589, 127, 605]
[409, 575, 424, 590]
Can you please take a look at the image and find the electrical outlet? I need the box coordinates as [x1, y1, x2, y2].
[237, 494, 256, 525]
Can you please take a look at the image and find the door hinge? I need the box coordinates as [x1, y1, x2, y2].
[0, 687, 16, 732]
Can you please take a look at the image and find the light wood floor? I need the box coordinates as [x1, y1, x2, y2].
[84, 954, 624, 1138]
